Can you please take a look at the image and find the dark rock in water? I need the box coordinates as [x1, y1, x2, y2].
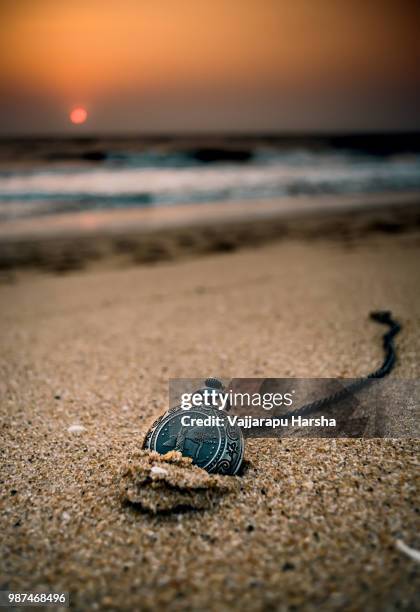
[328, 133, 420, 157]
[81, 150, 107, 162]
[46, 150, 107, 162]
[189, 148, 253, 163]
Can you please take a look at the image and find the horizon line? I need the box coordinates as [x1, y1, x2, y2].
[0, 129, 419, 141]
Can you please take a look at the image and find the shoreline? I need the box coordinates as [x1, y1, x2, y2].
[1, 191, 419, 274]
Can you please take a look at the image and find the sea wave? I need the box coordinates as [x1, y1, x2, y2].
[0, 148, 419, 220]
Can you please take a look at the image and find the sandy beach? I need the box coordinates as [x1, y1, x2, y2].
[2, 0, 420, 607]
[1, 196, 419, 610]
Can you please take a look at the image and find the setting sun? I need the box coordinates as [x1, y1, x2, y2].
[70, 107, 88, 125]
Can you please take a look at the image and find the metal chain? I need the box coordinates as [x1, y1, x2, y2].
[288, 311, 401, 418]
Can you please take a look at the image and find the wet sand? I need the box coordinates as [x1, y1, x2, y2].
[0, 192, 420, 276]
[1, 203, 419, 610]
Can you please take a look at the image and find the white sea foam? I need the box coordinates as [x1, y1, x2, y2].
[0, 150, 419, 220]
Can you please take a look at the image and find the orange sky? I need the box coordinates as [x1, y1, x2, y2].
[0, 0, 419, 133]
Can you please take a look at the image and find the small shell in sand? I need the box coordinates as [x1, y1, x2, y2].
[67, 424, 86, 434]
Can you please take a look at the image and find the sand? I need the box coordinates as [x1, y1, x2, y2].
[1, 205, 419, 610]
[1, 192, 420, 275]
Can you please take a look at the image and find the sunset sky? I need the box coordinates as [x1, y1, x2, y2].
[0, 0, 419, 134]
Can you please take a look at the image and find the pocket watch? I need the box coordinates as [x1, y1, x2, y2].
[143, 378, 244, 475]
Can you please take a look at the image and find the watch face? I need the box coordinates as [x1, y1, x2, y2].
[143, 405, 244, 475]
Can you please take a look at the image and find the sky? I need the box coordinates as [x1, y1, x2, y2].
[0, 0, 419, 135]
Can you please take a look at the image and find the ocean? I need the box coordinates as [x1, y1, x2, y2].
[0, 134, 419, 222]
